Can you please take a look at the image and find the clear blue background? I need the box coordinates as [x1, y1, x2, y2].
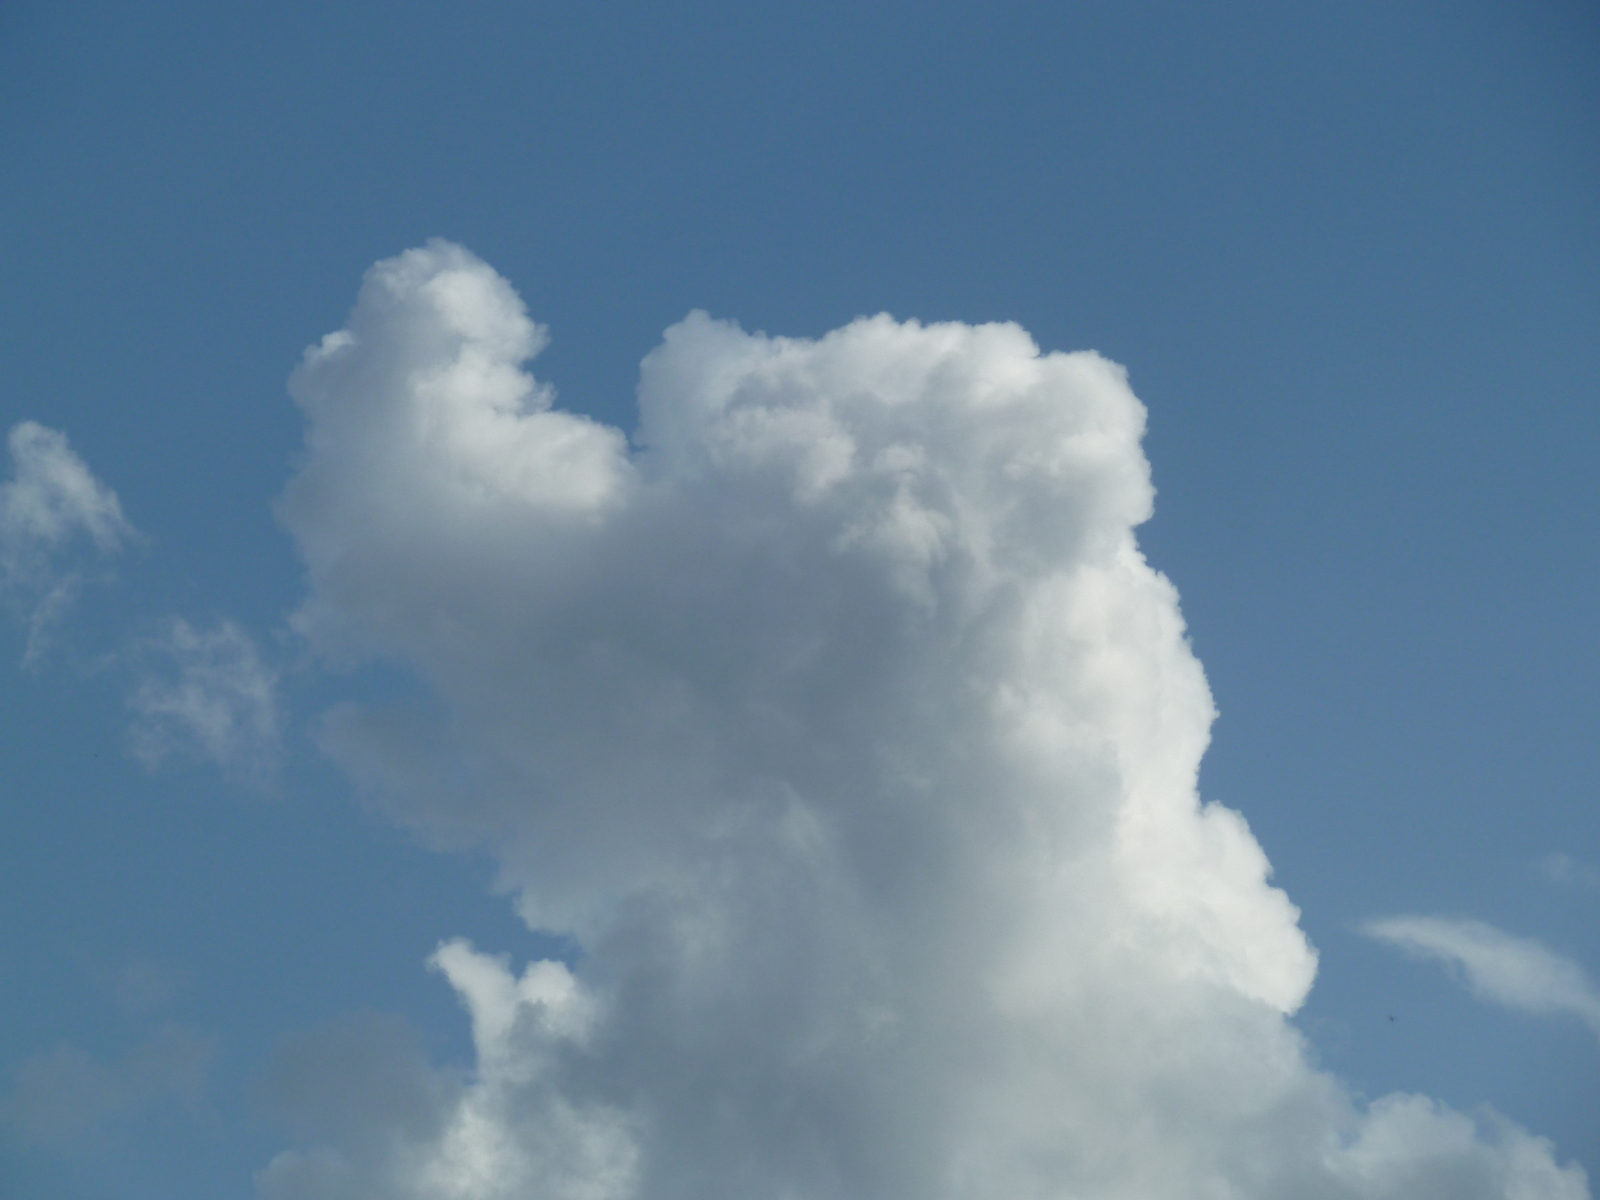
[2, 2, 1596, 1195]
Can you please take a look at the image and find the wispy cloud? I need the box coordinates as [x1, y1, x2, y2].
[1365, 914, 1600, 1040]
[1541, 852, 1600, 890]
[0, 421, 134, 664]
[128, 618, 280, 786]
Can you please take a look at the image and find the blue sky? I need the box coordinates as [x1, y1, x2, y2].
[2, 2, 1597, 1197]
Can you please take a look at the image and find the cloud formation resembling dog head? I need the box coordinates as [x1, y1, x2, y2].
[264, 241, 1588, 1199]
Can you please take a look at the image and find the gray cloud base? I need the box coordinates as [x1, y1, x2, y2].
[264, 242, 1587, 1199]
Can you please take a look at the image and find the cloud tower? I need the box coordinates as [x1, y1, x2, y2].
[263, 242, 1586, 1200]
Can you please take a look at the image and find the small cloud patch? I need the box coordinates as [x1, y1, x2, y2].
[128, 617, 281, 786]
[0, 421, 134, 664]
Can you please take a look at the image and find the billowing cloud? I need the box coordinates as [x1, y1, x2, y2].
[1365, 915, 1600, 1040]
[265, 241, 1589, 1199]
[128, 617, 280, 785]
[0, 420, 134, 664]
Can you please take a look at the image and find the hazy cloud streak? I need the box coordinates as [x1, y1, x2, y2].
[1366, 915, 1600, 1040]
[1541, 853, 1600, 890]
[0, 421, 134, 664]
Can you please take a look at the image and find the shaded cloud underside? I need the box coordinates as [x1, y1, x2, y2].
[259, 242, 1587, 1199]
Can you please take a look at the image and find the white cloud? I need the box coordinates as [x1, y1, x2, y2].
[266, 241, 1590, 1199]
[129, 617, 280, 784]
[0, 420, 134, 664]
[1365, 915, 1600, 1039]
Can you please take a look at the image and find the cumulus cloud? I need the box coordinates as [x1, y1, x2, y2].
[258, 1010, 465, 1200]
[258, 950, 637, 1200]
[266, 241, 1589, 1199]
[0, 420, 134, 664]
[128, 617, 280, 784]
[1365, 915, 1600, 1040]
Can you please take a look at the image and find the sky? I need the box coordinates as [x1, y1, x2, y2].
[0, 2, 1597, 1197]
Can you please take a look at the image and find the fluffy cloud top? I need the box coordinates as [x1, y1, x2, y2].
[1366, 915, 1600, 1040]
[0, 421, 133, 663]
[263, 242, 1588, 1199]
